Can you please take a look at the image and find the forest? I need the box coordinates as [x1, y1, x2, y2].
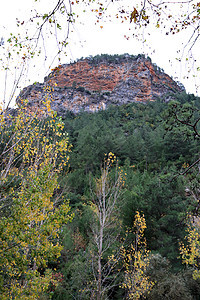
[0, 90, 200, 299]
[1, 0, 200, 298]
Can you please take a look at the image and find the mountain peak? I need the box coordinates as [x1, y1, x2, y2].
[17, 54, 184, 115]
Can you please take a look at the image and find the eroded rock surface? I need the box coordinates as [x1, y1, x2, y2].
[16, 54, 184, 115]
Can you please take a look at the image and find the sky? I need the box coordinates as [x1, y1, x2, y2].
[1, 0, 200, 107]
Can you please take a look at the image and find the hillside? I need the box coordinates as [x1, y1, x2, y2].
[16, 54, 184, 114]
[2, 60, 200, 298]
[52, 95, 200, 299]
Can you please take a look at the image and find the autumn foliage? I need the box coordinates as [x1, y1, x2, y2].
[180, 216, 200, 280]
[0, 103, 73, 299]
[120, 211, 154, 299]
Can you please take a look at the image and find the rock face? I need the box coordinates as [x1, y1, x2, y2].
[17, 54, 184, 115]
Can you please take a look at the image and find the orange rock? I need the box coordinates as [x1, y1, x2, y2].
[17, 54, 184, 115]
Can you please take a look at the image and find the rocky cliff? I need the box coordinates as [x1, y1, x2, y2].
[16, 54, 184, 115]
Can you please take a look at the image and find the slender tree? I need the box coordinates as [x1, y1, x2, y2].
[180, 215, 200, 280]
[88, 152, 125, 299]
[120, 211, 154, 300]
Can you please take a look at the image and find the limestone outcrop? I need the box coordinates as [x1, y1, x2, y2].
[16, 54, 184, 115]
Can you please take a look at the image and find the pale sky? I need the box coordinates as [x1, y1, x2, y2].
[1, 0, 200, 107]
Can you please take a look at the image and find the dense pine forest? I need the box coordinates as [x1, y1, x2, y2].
[1, 91, 200, 299]
[51, 92, 200, 299]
